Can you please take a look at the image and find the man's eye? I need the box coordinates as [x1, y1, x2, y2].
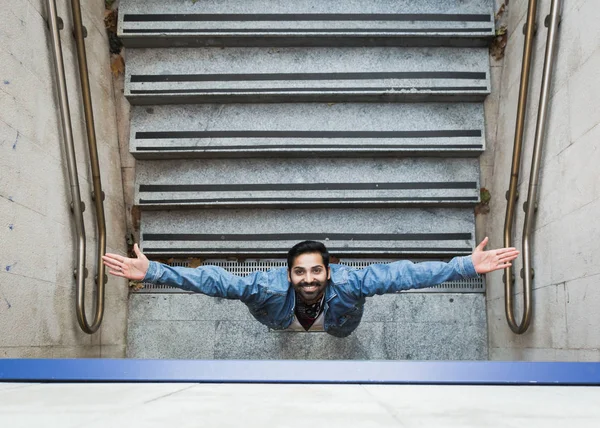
[312, 268, 322, 273]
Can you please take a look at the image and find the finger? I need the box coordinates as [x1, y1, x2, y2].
[102, 255, 120, 263]
[490, 262, 512, 272]
[135, 243, 148, 261]
[102, 256, 123, 268]
[102, 259, 122, 271]
[498, 249, 519, 257]
[476, 236, 489, 251]
[108, 269, 125, 277]
[102, 254, 120, 264]
[495, 247, 518, 255]
[498, 251, 520, 261]
[104, 253, 125, 262]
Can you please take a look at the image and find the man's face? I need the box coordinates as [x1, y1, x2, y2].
[288, 252, 330, 304]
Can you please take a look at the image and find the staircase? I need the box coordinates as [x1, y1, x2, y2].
[119, 0, 494, 360]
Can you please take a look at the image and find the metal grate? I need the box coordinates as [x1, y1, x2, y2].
[136, 258, 484, 293]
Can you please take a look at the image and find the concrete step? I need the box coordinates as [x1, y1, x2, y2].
[130, 103, 485, 159]
[125, 47, 490, 104]
[135, 158, 480, 209]
[140, 207, 475, 258]
[118, 0, 495, 48]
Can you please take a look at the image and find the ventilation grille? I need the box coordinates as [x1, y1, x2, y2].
[135, 259, 484, 293]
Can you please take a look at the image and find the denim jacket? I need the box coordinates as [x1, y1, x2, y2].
[142, 256, 479, 337]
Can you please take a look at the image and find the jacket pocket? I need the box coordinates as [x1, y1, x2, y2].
[337, 305, 363, 326]
[250, 307, 268, 317]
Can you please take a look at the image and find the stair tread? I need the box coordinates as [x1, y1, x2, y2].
[125, 47, 490, 104]
[130, 103, 485, 158]
[119, 0, 494, 47]
[140, 208, 475, 257]
[120, 0, 494, 16]
[135, 157, 480, 208]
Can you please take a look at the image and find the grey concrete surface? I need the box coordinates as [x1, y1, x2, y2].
[127, 293, 487, 360]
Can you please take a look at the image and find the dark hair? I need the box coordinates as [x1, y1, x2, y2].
[287, 240, 330, 271]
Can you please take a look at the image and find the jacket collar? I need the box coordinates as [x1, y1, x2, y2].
[325, 281, 337, 302]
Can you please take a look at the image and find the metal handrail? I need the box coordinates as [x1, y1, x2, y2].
[46, 0, 107, 333]
[70, 0, 108, 333]
[503, 0, 538, 334]
[521, 0, 562, 327]
[503, 0, 561, 334]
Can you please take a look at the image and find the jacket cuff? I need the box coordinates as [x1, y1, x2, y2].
[459, 255, 479, 278]
[142, 261, 162, 283]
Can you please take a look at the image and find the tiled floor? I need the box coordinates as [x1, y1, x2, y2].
[1, 382, 599, 427]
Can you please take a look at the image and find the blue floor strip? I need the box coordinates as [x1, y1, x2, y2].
[1, 360, 600, 385]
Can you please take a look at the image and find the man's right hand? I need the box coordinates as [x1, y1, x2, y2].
[102, 243, 149, 281]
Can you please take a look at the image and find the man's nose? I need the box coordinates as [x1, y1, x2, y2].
[305, 272, 313, 282]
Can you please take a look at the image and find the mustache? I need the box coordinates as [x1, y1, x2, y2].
[298, 280, 323, 287]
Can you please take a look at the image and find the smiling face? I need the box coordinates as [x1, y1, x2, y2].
[288, 252, 331, 305]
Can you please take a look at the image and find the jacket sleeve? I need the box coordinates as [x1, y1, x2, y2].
[351, 255, 479, 298]
[142, 261, 265, 303]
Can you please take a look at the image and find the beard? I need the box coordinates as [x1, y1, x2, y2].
[294, 279, 326, 304]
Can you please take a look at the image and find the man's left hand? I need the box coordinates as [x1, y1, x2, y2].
[472, 237, 520, 274]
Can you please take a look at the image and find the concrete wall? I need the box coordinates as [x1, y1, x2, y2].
[128, 293, 488, 360]
[482, 0, 600, 361]
[0, 0, 128, 357]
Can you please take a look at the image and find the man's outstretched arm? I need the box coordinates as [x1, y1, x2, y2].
[102, 244, 265, 302]
[353, 237, 519, 297]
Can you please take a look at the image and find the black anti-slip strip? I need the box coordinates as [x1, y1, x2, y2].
[136, 144, 484, 151]
[139, 182, 477, 192]
[135, 130, 482, 139]
[123, 28, 493, 34]
[143, 233, 472, 241]
[123, 13, 491, 23]
[140, 197, 478, 204]
[131, 71, 486, 83]
[129, 86, 488, 94]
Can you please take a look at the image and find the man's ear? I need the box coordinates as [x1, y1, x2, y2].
[327, 267, 331, 280]
[287, 270, 291, 282]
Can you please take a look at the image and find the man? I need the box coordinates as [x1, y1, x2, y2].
[103, 238, 518, 337]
